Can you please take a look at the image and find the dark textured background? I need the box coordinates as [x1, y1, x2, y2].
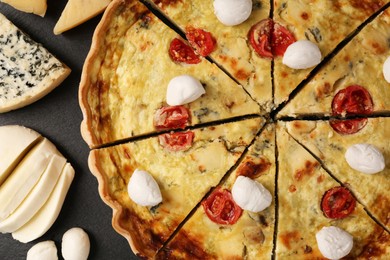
[0, 1, 139, 259]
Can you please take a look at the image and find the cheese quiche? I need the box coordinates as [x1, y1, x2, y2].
[285, 118, 390, 230]
[279, 7, 390, 117]
[79, 0, 261, 148]
[157, 124, 276, 259]
[88, 118, 263, 258]
[273, 0, 389, 107]
[276, 124, 390, 259]
[145, 0, 273, 110]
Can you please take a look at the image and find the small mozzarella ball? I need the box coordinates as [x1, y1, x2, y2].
[232, 176, 272, 212]
[283, 40, 322, 69]
[166, 75, 205, 106]
[316, 226, 353, 260]
[213, 0, 252, 26]
[345, 143, 385, 174]
[128, 169, 162, 207]
[383, 56, 390, 83]
[27, 241, 58, 260]
[61, 227, 90, 260]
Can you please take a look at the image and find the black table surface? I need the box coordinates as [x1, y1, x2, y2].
[0, 1, 138, 259]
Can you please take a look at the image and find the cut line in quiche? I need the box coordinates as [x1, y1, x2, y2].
[88, 117, 263, 258]
[144, 0, 273, 111]
[278, 7, 390, 118]
[157, 123, 276, 259]
[273, 0, 390, 107]
[285, 118, 390, 230]
[276, 123, 390, 258]
[79, 0, 263, 148]
[0, 13, 71, 113]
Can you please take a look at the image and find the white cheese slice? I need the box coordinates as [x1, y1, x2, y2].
[12, 163, 75, 243]
[54, 0, 111, 35]
[0, 14, 71, 113]
[0, 0, 47, 17]
[0, 154, 66, 233]
[0, 125, 42, 186]
[0, 138, 60, 221]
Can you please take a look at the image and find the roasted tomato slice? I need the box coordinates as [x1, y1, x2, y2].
[321, 187, 356, 219]
[169, 38, 201, 64]
[154, 106, 190, 130]
[202, 188, 242, 225]
[158, 131, 194, 152]
[329, 118, 368, 135]
[185, 27, 216, 57]
[248, 18, 295, 58]
[332, 85, 373, 116]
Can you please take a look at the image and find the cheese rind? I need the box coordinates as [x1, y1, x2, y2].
[0, 13, 71, 113]
[0, 125, 41, 186]
[0, 154, 66, 233]
[1, 0, 47, 17]
[54, 0, 111, 35]
[12, 163, 75, 243]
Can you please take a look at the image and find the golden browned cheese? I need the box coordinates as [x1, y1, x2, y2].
[79, 0, 261, 148]
[148, 0, 273, 111]
[88, 118, 263, 258]
[157, 124, 276, 259]
[285, 118, 390, 230]
[276, 123, 390, 259]
[273, 0, 388, 107]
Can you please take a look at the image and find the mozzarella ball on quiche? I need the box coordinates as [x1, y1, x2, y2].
[232, 176, 272, 212]
[316, 226, 353, 259]
[345, 143, 385, 174]
[213, 0, 252, 26]
[383, 56, 390, 83]
[61, 227, 90, 260]
[166, 75, 205, 106]
[127, 169, 162, 207]
[283, 40, 322, 69]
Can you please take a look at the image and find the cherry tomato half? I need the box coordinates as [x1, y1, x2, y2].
[321, 186, 356, 219]
[185, 27, 216, 57]
[158, 131, 194, 152]
[331, 85, 373, 116]
[169, 38, 201, 64]
[154, 106, 190, 130]
[329, 118, 368, 135]
[248, 18, 296, 59]
[202, 188, 243, 225]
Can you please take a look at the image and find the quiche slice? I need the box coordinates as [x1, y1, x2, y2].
[145, 0, 273, 111]
[79, 0, 262, 148]
[276, 123, 390, 259]
[88, 117, 264, 258]
[273, 0, 389, 107]
[278, 7, 390, 117]
[285, 118, 390, 230]
[157, 124, 276, 259]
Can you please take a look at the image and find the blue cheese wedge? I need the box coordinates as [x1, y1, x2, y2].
[0, 13, 70, 113]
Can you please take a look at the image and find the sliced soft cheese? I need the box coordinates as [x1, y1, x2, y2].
[0, 125, 42, 186]
[12, 163, 74, 243]
[0, 154, 66, 233]
[0, 0, 47, 17]
[54, 0, 111, 35]
[0, 13, 71, 113]
[0, 138, 61, 221]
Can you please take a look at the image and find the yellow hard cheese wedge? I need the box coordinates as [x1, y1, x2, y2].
[0, 138, 61, 221]
[0, 0, 47, 17]
[12, 163, 74, 243]
[0, 125, 41, 186]
[0, 154, 66, 233]
[54, 0, 111, 35]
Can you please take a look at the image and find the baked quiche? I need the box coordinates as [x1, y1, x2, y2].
[276, 124, 390, 259]
[157, 123, 276, 259]
[79, 0, 261, 148]
[279, 8, 390, 118]
[88, 118, 263, 258]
